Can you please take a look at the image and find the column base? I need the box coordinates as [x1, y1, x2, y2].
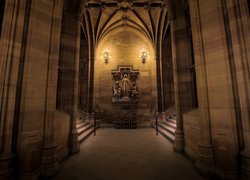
[215, 168, 238, 180]
[173, 130, 184, 153]
[40, 144, 59, 178]
[0, 154, 15, 178]
[195, 143, 215, 177]
[240, 150, 250, 179]
[19, 169, 40, 180]
[69, 130, 80, 154]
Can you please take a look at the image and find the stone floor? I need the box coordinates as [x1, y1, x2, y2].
[54, 128, 205, 180]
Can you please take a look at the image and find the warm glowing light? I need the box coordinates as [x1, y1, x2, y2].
[139, 48, 150, 64]
[102, 48, 112, 64]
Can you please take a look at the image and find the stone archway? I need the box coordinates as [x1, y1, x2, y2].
[95, 30, 156, 125]
[1, 0, 249, 179]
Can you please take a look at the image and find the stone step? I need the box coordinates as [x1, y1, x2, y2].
[78, 127, 95, 143]
[77, 120, 100, 143]
[163, 121, 176, 129]
[157, 125, 175, 144]
[76, 121, 88, 129]
[167, 118, 176, 124]
[77, 123, 93, 136]
[159, 123, 175, 136]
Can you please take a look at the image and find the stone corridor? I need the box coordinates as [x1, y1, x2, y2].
[54, 128, 205, 180]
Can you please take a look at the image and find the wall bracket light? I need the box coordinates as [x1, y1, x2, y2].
[102, 48, 111, 64]
[139, 48, 150, 64]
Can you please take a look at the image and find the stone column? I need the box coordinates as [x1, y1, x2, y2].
[87, 55, 95, 114]
[69, 14, 81, 154]
[40, 0, 63, 177]
[156, 53, 164, 114]
[169, 18, 184, 153]
[81, 7, 94, 116]
[188, 0, 215, 175]
[153, 6, 164, 114]
[228, 0, 250, 178]
[0, 0, 28, 178]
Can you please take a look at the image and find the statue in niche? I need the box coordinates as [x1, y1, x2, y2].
[111, 66, 140, 103]
[121, 74, 130, 97]
[130, 83, 139, 101]
[112, 81, 122, 100]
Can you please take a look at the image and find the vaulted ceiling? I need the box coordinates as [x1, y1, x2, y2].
[81, 0, 170, 47]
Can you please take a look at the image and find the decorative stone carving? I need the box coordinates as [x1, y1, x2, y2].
[111, 66, 139, 103]
[113, 81, 122, 100]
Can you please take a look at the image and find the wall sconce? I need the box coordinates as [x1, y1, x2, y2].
[102, 48, 111, 64]
[139, 48, 150, 64]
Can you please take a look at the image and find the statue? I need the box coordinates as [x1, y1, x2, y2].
[112, 81, 121, 101]
[111, 66, 140, 103]
[120, 74, 130, 97]
[130, 83, 139, 101]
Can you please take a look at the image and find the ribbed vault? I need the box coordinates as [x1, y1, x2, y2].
[81, 0, 171, 47]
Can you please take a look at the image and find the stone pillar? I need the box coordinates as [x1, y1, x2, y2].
[154, 7, 164, 114]
[69, 15, 81, 154]
[227, 0, 250, 178]
[169, 18, 184, 153]
[87, 55, 95, 114]
[80, 7, 94, 115]
[188, 0, 215, 176]
[40, 0, 63, 177]
[156, 52, 164, 113]
[0, 0, 28, 178]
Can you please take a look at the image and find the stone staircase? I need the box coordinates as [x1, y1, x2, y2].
[158, 115, 176, 143]
[77, 120, 97, 143]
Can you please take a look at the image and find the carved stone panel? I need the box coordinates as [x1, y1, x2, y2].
[111, 65, 139, 103]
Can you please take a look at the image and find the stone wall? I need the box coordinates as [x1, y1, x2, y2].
[183, 109, 200, 160]
[55, 111, 70, 161]
[94, 31, 157, 125]
[188, 0, 250, 178]
[16, 0, 63, 177]
[0, 0, 67, 178]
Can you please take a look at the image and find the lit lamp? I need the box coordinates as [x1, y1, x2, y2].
[102, 48, 111, 64]
[139, 48, 150, 64]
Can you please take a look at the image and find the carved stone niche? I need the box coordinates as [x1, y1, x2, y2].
[111, 65, 139, 104]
